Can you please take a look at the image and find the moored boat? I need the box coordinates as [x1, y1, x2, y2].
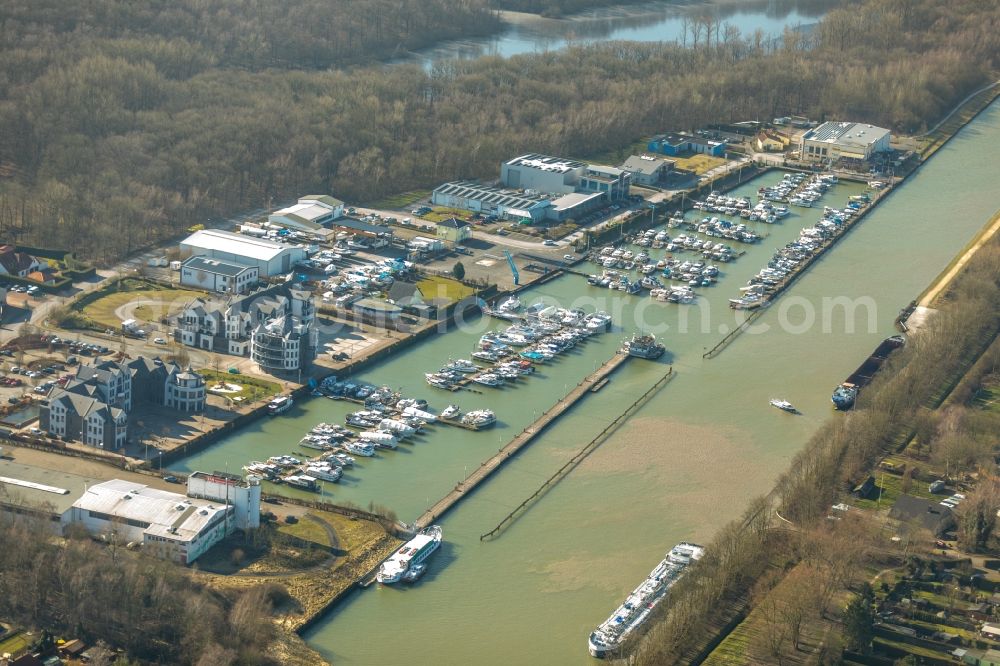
[377, 525, 443, 584]
[588, 542, 704, 658]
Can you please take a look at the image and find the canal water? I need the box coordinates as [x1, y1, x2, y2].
[172, 100, 1000, 664]
[403, 0, 837, 67]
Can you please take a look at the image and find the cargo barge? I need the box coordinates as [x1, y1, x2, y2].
[832, 335, 906, 409]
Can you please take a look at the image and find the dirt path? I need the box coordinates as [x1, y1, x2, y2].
[919, 209, 1000, 307]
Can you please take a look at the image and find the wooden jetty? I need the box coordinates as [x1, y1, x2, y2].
[413, 352, 632, 529]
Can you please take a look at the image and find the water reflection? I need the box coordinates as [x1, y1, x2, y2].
[400, 0, 839, 66]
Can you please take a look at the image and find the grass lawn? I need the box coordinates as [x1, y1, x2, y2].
[874, 635, 952, 661]
[672, 153, 728, 175]
[365, 189, 431, 210]
[423, 207, 470, 223]
[0, 632, 29, 657]
[417, 275, 476, 304]
[79, 282, 202, 329]
[853, 470, 937, 511]
[199, 370, 281, 403]
[277, 515, 333, 549]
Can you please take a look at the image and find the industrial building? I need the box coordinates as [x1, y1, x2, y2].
[798, 121, 891, 164]
[431, 181, 552, 223]
[619, 155, 674, 186]
[180, 229, 306, 277]
[185, 471, 261, 530]
[0, 459, 261, 565]
[647, 133, 726, 157]
[547, 192, 606, 222]
[180, 256, 259, 294]
[500, 154, 631, 202]
[268, 195, 344, 235]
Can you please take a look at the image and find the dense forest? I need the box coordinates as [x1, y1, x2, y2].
[492, 0, 645, 17]
[0, 0, 998, 264]
[0, 517, 286, 664]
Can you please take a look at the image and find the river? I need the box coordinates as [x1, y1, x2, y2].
[170, 99, 1000, 663]
[401, 0, 838, 67]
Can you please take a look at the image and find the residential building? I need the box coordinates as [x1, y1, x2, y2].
[39, 357, 205, 448]
[0, 245, 40, 277]
[754, 130, 790, 153]
[436, 218, 472, 244]
[180, 229, 306, 276]
[499, 154, 630, 204]
[619, 154, 674, 186]
[268, 195, 344, 235]
[647, 133, 726, 157]
[889, 494, 955, 536]
[798, 121, 891, 164]
[40, 391, 127, 450]
[70, 479, 234, 564]
[174, 284, 317, 373]
[431, 181, 552, 223]
[180, 256, 259, 294]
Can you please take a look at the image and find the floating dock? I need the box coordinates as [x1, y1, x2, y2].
[413, 352, 632, 529]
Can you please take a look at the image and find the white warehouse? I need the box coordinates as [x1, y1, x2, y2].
[70, 479, 235, 565]
[180, 229, 306, 276]
[798, 121, 891, 164]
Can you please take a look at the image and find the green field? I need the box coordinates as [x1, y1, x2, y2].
[364, 189, 431, 210]
[0, 632, 29, 658]
[75, 279, 203, 330]
[417, 275, 476, 304]
[199, 370, 282, 404]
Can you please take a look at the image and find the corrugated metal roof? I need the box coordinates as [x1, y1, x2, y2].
[182, 256, 254, 277]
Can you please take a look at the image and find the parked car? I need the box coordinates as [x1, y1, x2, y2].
[163, 475, 180, 484]
[542, 239, 557, 246]
[153, 337, 167, 345]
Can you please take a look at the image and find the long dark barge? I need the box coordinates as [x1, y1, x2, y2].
[832, 335, 906, 409]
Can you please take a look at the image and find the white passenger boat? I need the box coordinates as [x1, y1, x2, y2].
[440, 404, 461, 419]
[377, 525, 443, 584]
[360, 430, 398, 448]
[268, 395, 293, 415]
[378, 418, 416, 438]
[588, 542, 704, 658]
[343, 441, 375, 457]
[303, 464, 343, 482]
[461, 409, 496, 428]
[402, 405, 437, 422]
[769, 398, 797, 412]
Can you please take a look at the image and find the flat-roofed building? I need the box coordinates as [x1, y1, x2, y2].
[500, 153, 586, 195]
[647, 133, 726, 157]
[619, 154, 674, 186]
[180, 256, 259, 294]
[269, 195, 344, 235]
[70, 479, 234, 564]
[798, 121, 891, 164]
[546, 192, 605, 222]
[0, 458, 83, 533]
[180, 229, 306, 276]
[499, 154, 630, 203]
